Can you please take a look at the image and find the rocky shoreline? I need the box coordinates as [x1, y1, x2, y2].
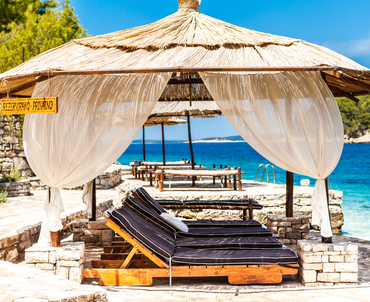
[344, 130, 370, 144]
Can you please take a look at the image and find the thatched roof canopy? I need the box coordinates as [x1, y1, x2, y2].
[145, 116, 187, 126]
[1, 0, 370, 100]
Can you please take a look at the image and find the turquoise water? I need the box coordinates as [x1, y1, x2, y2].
[118, 142, 370, 240]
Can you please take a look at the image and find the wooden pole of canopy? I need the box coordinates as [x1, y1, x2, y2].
[48, 187, 61, 247]
[89, 179, 96, 222]
[161, 122, 166, 165]
[322, 177, 333, 243]
[186, 111, 196, 186]
[286, 171, 294, 217]
[142, 126, 146, 161]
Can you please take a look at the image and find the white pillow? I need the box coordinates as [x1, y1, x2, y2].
[160, 213, 189, 233]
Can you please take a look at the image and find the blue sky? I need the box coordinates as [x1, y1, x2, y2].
[70, 0, 370, 140]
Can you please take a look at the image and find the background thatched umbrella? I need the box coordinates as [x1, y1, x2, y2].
[149, 98, 222, 169]
[144, 116, 186, 163]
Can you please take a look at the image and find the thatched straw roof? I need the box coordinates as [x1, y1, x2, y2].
[145, 116, 187, 126]
[150, 100, 221, 118]
[1, 0, 370, 100]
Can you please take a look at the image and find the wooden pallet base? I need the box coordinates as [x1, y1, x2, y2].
[84, 263, 298, 286]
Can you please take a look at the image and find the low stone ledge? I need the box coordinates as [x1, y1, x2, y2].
[298, 239, 358, 286]
[25, 241, 86, 283]
[0, 179, 31, 197]
[72, 217, 113, 246]
[267, 215, 310, 245]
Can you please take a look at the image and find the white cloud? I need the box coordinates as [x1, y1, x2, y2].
[323, 36, 370, 57]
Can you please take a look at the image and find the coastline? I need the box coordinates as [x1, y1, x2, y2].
[344, 131, 370, 144]
[192, 139, 245, 143]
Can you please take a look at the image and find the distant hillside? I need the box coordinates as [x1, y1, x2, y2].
[132, 135, 244, 144]
[200, 135, 243, 141]
[132, 139, 186, 144]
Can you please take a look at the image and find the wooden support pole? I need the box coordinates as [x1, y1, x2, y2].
[159, 168, 164, 192]
[233, 167, 237, 190]
[228, 167, 231, 189]
[213, 164, 216, 184]
[322, 178, 333, 243]
[142, 126, 146, 161]
[48, 187, 61, 247]
[286, 171, 294, 217]
[186, 111, 196, 187]
[161, 122, 165, 165]
[238, 167, 242, 191]
[89, 179, 97, 221]
[248, 198, 254, 220]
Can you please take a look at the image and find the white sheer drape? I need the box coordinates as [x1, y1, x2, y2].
[200, 71, 344, 237]
[24, 73, 171, 245]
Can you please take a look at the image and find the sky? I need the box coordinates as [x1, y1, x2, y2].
[70, 0, 370, 140]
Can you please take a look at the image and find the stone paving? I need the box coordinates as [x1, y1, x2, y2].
[0, 260, 107, 302]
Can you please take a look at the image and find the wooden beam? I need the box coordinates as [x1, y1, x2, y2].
[0, 81, 35, 99]
[119, 247, 137, 269]
[322, 71, 343, 79]
[167, 78, 203, 85]
[286, 171, 294, 217]
[3, 66, 370, 83]
[327, 85, 360, 102]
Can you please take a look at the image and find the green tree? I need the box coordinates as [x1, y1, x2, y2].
[336, 95, 370, 137]
[0, 0, 57, 33]
[0, 0, 87, 73]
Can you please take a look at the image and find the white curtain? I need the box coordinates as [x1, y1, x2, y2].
[200, 71, 344, 237]
[24, 73, 171, 245]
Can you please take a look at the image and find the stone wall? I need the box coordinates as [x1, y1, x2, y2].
[72, 218, 113, 247]
[266, 215, 310, 246]
[0, 115, 31, 178]
[0, 199, 113, 263]
[150, 190, 344, 233]
[298, 240, 358, 286]
[24, 242, 86, 283]
[0, 179, 31, 197]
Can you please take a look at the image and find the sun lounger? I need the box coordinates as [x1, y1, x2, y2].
[124, 196, 271, 237]
[132, 187, 262, 224]
[83, 207, 298, 286]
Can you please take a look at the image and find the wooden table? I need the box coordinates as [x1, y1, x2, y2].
[155, 167, 243, 192]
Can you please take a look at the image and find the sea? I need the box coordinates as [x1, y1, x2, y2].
[118, 142, 370, 240]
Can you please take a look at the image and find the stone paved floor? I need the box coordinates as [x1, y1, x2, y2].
[0, 260, 107, 302]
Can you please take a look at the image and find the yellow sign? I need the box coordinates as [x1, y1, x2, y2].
[0, 97, 58, 114]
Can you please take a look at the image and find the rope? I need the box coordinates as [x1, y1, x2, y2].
[47, 69, 53, 97]
[1, 79, 10, 99]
